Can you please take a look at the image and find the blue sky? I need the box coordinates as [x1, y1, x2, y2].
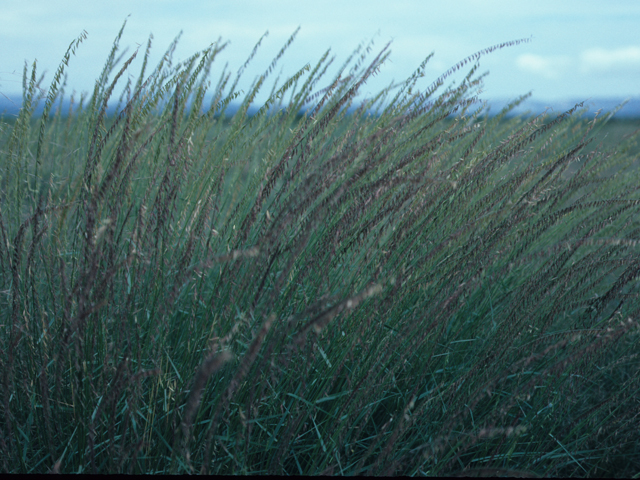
[1, 0, 639, 111]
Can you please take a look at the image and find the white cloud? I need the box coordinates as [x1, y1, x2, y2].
[515, 54, 572, 80]
[580, 46, 640, 73]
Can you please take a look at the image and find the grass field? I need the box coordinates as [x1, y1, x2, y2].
[1, 24, 639, 476]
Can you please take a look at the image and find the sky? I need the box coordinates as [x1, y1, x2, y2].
[1, 0, 639, 113]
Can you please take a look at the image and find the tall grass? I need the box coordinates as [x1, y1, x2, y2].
[1, 22, 639, 475]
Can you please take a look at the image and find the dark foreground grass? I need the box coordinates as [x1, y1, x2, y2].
[1, 23, 639, 475]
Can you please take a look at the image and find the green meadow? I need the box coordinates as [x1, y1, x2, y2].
[1, 23, 639, 475]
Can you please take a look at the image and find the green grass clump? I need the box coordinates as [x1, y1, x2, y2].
[1, 22, 639, 476]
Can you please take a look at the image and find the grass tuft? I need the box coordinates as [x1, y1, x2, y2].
[1, 25, 639, 475]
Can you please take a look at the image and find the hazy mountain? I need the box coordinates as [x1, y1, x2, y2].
[1, 93, 639, 119]
[490, 97, 640, 119]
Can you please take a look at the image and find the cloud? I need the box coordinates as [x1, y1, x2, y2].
[515, 54, 572, 80]
[580, 46, 640, 73]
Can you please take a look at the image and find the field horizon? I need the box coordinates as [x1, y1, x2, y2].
[2, 91, 640, 120]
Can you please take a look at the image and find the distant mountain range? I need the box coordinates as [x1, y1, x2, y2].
[489, 97, 640, 119]
[1, 93, 639, 119]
